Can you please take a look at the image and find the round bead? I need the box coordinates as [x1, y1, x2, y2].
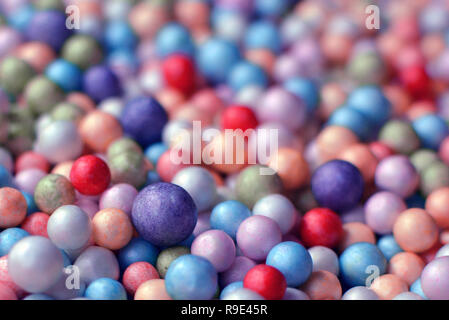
[47, 205, 92, 250]
[156, 246, 190, 279]
[74, 246, 120, 284]
[34, 174, 76, 214]
[300, 270, 342, 300]
[134, 279, 172, 300]
[219, 256, 257, 287]
[165, 254, 217, 300]
[252, 194, 296, 234]
[370, 274, 408, 300]
[299, 208, 343, 248]
[236, 215, 282, 261]
[92, 208, 133, 250]
[421, 256, 449, 299]
[118, 238, 159, 271]
[342, 286, 379, 300]
[132, 182, 197, 247]
[388, 252, 425, 286]
[123, 262, 159, 295]
[243, 264, 286, 300]
[70, 155, 111, 196]
[85, 278, 127, 300]
[308, 246, 339, 275]
[311, 160, 364, 212]
[99, 183, 138, 216]
[0, 187, 27, 228]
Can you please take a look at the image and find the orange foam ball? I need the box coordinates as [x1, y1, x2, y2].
[425, 187, 449, 229]
[268, 147, 309, 190]
[370, 274, 408, 300]
[0, 187, 27, 228]
[14, 42, 55, 73]
[92, 208, 133, 250]
[393, 208, 438, 253]
[317, 125, 359, 161]
[338, 222, 376, 252]
[337, 143, 378, 182]
[134, 279, 172, 300]
[300, 270, 342, 300]
[51, 161, 74, 180]
[388, 252, 425, 286]
[79, 111, 123, 153]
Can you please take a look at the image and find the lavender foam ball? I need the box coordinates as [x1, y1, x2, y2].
[421, 256, 449, 299]
[342, 286, 379, 300]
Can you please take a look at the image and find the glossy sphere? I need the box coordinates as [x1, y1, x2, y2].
[337, 143, 378, 182]
[388, 252, 425, 286]
[364, 191, 407, 235]
[79, 111, 123, 153]
[21, 212, 49, 237]
[412, 114, 449, 150]
[92, 208, 133, 250]
[236, 215, 282, 261]
[132, 183, 197, 247]
[70, 155, 111, 196]
[377, 235, 403, 261]
[342, 286, 379, 300]
[393, 209, 438, 253]
[266, 241, 313, 287]
[300, 270, 342, 300]
[210, 200, 251, 241]
[123, 262, 159, 295]
[420, 161, 449, 196]
[257, 86, 307, 132]
[221, 105, 258, 131]
[74, 246, 120, 284]
[421, 256, 449, 299]
[172, 166, 217, 212]
[370, 274, 408, 300]
[0, 187, 27, 228]
[308, 246, 339, 275]
[228, 61, 268, 92]
[191, 230, 235, 272]
[47, 205, 92, 250]
[85, 278, 127, 300]
[35, 120, 83, 164]
[425, 187, 449, 228]
[243, 264, 286, 300]
[156, 246, 190, 279]
[34, 174, 76, 214]
[379, 120, 420, 154]
[268, 148, 309, 190]
[162, 54, 196, 95]
[299, 208, 343, 248]
[220, 256, 257, 287]
[253, 194, 296, 234]
[339, 242, 387, 287]
[155, 23, 194, 58]
[235, 165, 283, 208]
[99, 183, 138, 216]
[222, 288, 265, 300]
[134, 279, 171, 300]
[15, 151, 50, 173]
[375, 155, 419, 198]
[8, 236, 63, 293]
[165, 254, 217, 300]
[311, 160, 364, 212]
[118, 238, 159, 271]
[327, 107, 373, 141]
[45, 59, 82, 92]
[316, 126, 359, 161]
[121, 97, 168, 148]
[0, 228, 29, 256]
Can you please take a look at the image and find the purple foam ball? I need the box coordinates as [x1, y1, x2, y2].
[311, 160, 364, 212]
[73, 246, 120, 284]
[26, 10, 73, 51]
[120, 97, 168, 148]
[131, 182, 198, 247]
[421, 256, 449, 299]
[220, 256, 256, 287]
[83, 65, 122, 102]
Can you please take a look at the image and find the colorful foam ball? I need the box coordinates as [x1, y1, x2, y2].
[299, 270, 342, 300]
[311, 160, 364, 212]
[8, 236, 63, 293]
[165, 254, 217, 300]
[83, 65, 122, 103]
[299, 208, 343, 248]
[70, 155, 111, 196]
[45, 59, 82, 92]
[162, 54, 196, 95]
[219, 256, 257, 287]
[99, 183, 138, 217]
[412, 114, 449, 150]
[266, 241, 313, 287]
[243, 264, 286, 300]
[227, 60, 268, 92]
[123, 262, 159, 295]
[0, 227, 29, 256]
[327, 106, 374, 141]
[252, 194, 296, 235]
[156, 22, 194, 58]
[118, 238, 160, 272]
[379, 120, 420, 154]
[236, 215, 282, 261]
[339, 242, 387, 287]
[34, 174, 76, 214]
[308, 246, 339, 275]
[74, 246, 120, 284]
[377, 235, 403, 261]
[92, 208, 133, 250]
[85, 278, 127, 300]
[0, 187, 27, 228]
[370, 274, 408, 300]
[342, 286, 379, 300]
[156, 246, 190, 279]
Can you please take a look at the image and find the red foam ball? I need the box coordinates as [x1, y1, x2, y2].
[162, 54, 196, 95]
[0, 256, 25, 298]
[21, 212, 49, 237]
[122, 262, 160, 295]
[15, 151, 50, 173]
[70, 155, 111, 196]
[399, 64, 431, 98]
[299, 208, 343, 248]
[156, 149, 190, 182]
[221, 105, 259, 132]
[243, 264, 286, 300]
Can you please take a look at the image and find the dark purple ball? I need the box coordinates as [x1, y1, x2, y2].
[120, 96, 168, 148]
[131, 182, 198, 247]
[311, 160, 364, 212]
[83, 65, 122, 102]
[26, 10, 73, 51]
